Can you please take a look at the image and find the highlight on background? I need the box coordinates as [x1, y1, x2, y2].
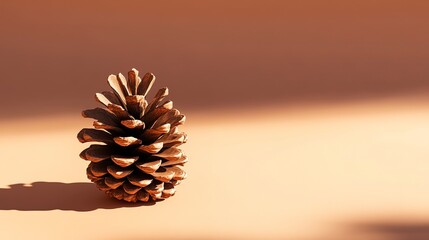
[0, 1, 428, 239]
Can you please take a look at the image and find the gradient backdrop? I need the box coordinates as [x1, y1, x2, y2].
[1, 1, 429, 239]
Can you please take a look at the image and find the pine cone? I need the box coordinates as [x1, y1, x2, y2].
[77, 68, 187, 202]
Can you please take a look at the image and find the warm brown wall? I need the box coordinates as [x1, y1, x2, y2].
[1, 0, 428, 118]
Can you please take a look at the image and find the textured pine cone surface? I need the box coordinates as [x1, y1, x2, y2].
[77, 68, 187, 202]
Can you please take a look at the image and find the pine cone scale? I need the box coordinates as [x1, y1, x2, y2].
[126, 69, 139, 94]
[107, 74, 129, 108]
[111, 155, 138, 167]
[138, 72, 156, 96]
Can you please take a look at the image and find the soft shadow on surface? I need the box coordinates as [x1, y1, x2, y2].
[349, 221, 429, 240]
[0, 182, 156, 211]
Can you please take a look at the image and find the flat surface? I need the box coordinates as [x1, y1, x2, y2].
[0, 97, 428, 240]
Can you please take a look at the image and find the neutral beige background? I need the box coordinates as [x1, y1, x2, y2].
[1, 0, 429, 118]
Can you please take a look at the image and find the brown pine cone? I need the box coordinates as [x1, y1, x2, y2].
[77, 68, 187, 202]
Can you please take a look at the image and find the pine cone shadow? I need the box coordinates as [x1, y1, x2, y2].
[0, 182, 159, 211]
